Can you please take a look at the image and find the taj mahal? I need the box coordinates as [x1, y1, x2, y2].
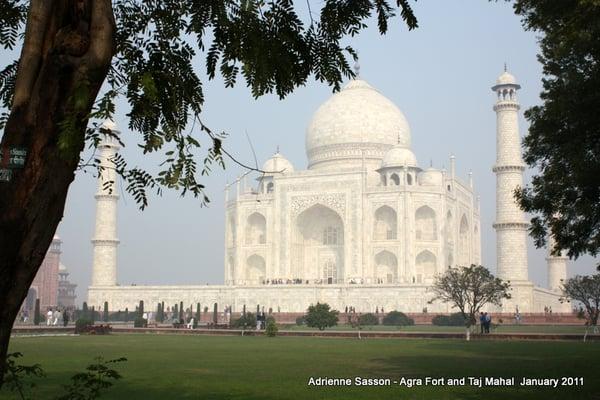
[87, 69, 569, 314]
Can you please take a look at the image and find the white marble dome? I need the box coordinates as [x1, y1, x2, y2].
[381, 145, 418, 169]
[496, 71, 517, 85]
[262, 152, 294, 175]
[306, 79, 411, 169]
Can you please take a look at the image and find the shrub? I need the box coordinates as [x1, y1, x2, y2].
[265, 319, 278, 337]
[295, 315, 306, 326]
[431, 313, 466, 326]
[33, 299, 41, 326]
[305, 303, 339, 331]
[382, 311, 415, 326]
[75, 318, 94, 334]
[358, 313, 379, 326]
[231, 312, 256, 328]
[133, 317, 147, 328]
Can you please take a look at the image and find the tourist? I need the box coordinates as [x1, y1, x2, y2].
[46, 309, 53, 326]
[187, 317, 195, 329]
[63, 310, 70, 327]
[484, 312, 491, 333]
[53, 309, 62, 326]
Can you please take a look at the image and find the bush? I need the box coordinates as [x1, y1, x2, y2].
[75, 318, 93, 334]
[265, 319, 278, 337]
[431, 313, 466, 326]
[133, 317, 147, 328]
[382, 311, 415, 326]
[295, 315, 306, 326]
[358, 313, 379, 326]
[305, 303, 339, 331]
[231, 312, 256, 329]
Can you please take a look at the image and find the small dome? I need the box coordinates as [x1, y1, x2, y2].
[53, 234, 61, 241]
[418, 168, 443, 186]
[496, 71, 517, 85]
[306, 79, 411, 169]
[381, 145, 418, 169]
[261, 152, 294, 175]
[101, 119, 118, 132]
[59, 262, 68, 272]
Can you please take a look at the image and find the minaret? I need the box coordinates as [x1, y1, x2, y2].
[91, 119, 120, 287]
[546, 235, 567, 291]
[492, 69, 529, 281]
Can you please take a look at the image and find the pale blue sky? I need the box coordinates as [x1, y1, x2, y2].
[14, 1, 596, 299]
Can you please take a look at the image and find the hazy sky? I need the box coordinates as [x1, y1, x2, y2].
[11, 1, 597, 299]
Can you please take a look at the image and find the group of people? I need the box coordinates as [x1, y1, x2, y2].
[479, 312, 492, 334]
[46, 308, 70, 326]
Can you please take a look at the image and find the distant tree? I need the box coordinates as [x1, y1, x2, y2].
[195, 303, 201, 326]
[90, 306, 95, 322]
[213, 303, 218, 325]
[179, 301, 184, 322]
[358, 313, 379, 326]
[173, 304, 178, 320]
[156, 303, 162, 323]
[305, 303, 339, 331]
[512, 1, 600, 261]
[429, 265, 511, 340]
[242, 304, 246, 317]
[231, 312, 256, 329]
[82, 302, 88, 320]
[265, 318, 278, 337]
[138, 301, 144, 318]
[124, 308, 129, 324]
[560, 273, 600, 333]
[103, 302, 109, 322]
[382, 311, 414, 326]
[33, 299, 40, 326]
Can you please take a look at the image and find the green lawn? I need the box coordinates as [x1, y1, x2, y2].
[284, 324, 595, 334]
[2, 334, 599, 399]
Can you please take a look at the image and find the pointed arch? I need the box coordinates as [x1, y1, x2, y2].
[375, 250, 397, 283]
[415, 250, 436, 283]
[373, 206, 397, 240]
[416, 206, 437, 241]
[246, 254, 266, 284]
[390, 173, 400, 186]
[246, 212, 266, 245]
[293, 204, 344, 282]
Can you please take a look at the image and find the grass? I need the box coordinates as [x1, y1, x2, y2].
[284, 324, 595, 334]
[3, 334, 599, 400]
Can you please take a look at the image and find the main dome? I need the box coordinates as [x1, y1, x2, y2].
[306, 79, 411, 170]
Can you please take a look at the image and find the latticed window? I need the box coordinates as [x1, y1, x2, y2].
[322, 226, 340, 245]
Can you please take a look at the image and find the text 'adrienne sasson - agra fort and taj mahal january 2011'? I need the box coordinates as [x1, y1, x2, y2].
[87, 67, 569, 315]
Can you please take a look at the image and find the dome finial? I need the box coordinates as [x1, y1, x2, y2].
[504, 62, 507, 72]
[276, 144, 280, 154]
[354, 59, 360, 78]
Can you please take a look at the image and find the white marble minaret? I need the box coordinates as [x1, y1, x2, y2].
[547, 235, 568, 291]
[91, 119, 120, 287]
[492, 69, 529, 282]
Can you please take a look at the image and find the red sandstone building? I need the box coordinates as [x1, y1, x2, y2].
[23, 235, 77, 312]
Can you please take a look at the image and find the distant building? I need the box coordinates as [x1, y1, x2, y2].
[89, 71, 568, 313]
[23, 235, 76, 312]
[58, 262, 77, 308]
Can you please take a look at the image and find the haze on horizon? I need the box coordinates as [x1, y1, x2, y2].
[33, 1, 596, 300]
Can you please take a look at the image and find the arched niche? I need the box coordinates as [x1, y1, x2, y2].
[415, 206, 437, 241]
[245, 212, 266, 245]
[415, 250, 436, 283]
[293, 204, 344, 282]
[373, 206, 397, 240]
[375, 250, 397, 283]
[246, 254, 266, 284]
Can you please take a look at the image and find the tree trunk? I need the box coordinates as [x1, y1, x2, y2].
[0, 0, 114, 386]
